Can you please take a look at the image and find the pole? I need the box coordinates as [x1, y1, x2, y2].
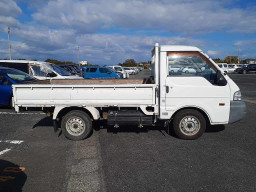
[238, 48, 240, 64]
[77, 46, 80, 66]
[8, 27, 12, 60]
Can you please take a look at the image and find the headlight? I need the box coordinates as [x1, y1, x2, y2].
[234, 91, 242, 101]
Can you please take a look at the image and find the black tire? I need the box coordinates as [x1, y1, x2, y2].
[61, 110, 92, 140]
[172, 109, 206, 140]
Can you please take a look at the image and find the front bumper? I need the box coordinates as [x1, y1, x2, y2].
[229, 101, 247, 123]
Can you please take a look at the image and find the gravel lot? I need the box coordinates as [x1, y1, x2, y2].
[0, 71, 255, 192]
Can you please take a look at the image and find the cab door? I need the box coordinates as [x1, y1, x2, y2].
[165, 51, 231, 124]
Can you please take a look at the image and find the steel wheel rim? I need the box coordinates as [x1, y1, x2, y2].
[179, 116, 200, 136]
[66, 116, 86, 136]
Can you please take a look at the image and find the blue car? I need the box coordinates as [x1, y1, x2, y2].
[0, 67, 36, 106]
[84, 67, 120, 79]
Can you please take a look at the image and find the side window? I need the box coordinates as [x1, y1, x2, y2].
[167, 52, 217, 84]
[86, 68, 97, 73]
[30, 65, 47, 77]
[99, 68, 108, 73]
[0, 75, 10, 85]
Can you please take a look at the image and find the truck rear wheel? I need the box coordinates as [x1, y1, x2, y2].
[173, 109, 206, 140]
[61, 110, 92, 140]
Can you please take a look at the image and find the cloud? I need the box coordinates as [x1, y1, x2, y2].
[76, 34, 204, 64]
[2, 0, 256, 63]
[1, 26, 204, 64]
[234, 39, 256, 47]
[12, 25, 75, 50]
[207, 50, 218, 56]
[32, 0, 256, 35]
[0, 0, 22, 17]
[0, 0, 21, 33]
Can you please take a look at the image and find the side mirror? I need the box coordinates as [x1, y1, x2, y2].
[215, 70, 227, 86]
[47, 72, 57, 77]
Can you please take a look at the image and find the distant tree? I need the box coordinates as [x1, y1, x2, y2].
[45, 59, 76, 65]
[213, 58, 224, 63]
[224, 56, 238, 64]
[119, 59, 137, 67]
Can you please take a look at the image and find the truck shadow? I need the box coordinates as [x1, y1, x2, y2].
[32, 118, 225, 139]
[32, 117, 53, 129]
[0, 159, 27, 192]
[93, 121, 225, 137]
[205, 125, 225, 133]
[93, 120, 168, 136]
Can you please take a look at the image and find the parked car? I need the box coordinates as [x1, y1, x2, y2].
[106, 66, 129, 78]
[169, 65, 181, 74]
[84, 67, 120, 79]
[123, 67, 136, 75]
[58, 64, 81, 76]
[227, 64, 240, 73]
[179, 66, 197, 73]
[217, 63, 228, 73]
[0, 67, 37, 107]
[235, 64, 256, 74]
[130, 67, 139, 74]
[0, 60, 83, 80]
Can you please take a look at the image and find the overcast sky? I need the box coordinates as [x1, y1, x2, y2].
[0, 0, 256, 65]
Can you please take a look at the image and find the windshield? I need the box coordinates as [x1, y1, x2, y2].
[4, 69, 35, 82]
[167, 52, 217, 84]
[114, 67, 122, 72]
[99, 67, 113, 73]
[67, 66, 77, 73]
[49, 64, 71, 76]
[73, 65, 81, 73]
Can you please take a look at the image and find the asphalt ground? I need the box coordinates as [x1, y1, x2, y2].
[0, 71, 255, 192]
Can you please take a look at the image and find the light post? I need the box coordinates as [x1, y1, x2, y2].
[8, 27, 12, 60]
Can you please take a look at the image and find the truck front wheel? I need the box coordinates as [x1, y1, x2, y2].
[61, 110, 92, 140]
[172, 109, 206, 140]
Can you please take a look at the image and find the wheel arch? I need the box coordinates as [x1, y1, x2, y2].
[170, 106, 211, 125]
[54, 106, 100, 121]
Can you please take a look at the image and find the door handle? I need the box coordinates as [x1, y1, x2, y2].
[166, 86, 169, 93]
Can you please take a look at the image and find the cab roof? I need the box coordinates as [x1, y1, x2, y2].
[160, 45, 202, 52]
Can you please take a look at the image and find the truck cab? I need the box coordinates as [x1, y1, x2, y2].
[152, 44, 246, 139]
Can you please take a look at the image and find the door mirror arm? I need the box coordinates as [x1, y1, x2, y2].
[215, 70, 227, 86]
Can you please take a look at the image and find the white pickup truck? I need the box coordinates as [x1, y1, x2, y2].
[12, 43, 246, 140]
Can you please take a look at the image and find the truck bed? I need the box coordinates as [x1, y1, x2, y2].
[13, 79, 156, 108]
